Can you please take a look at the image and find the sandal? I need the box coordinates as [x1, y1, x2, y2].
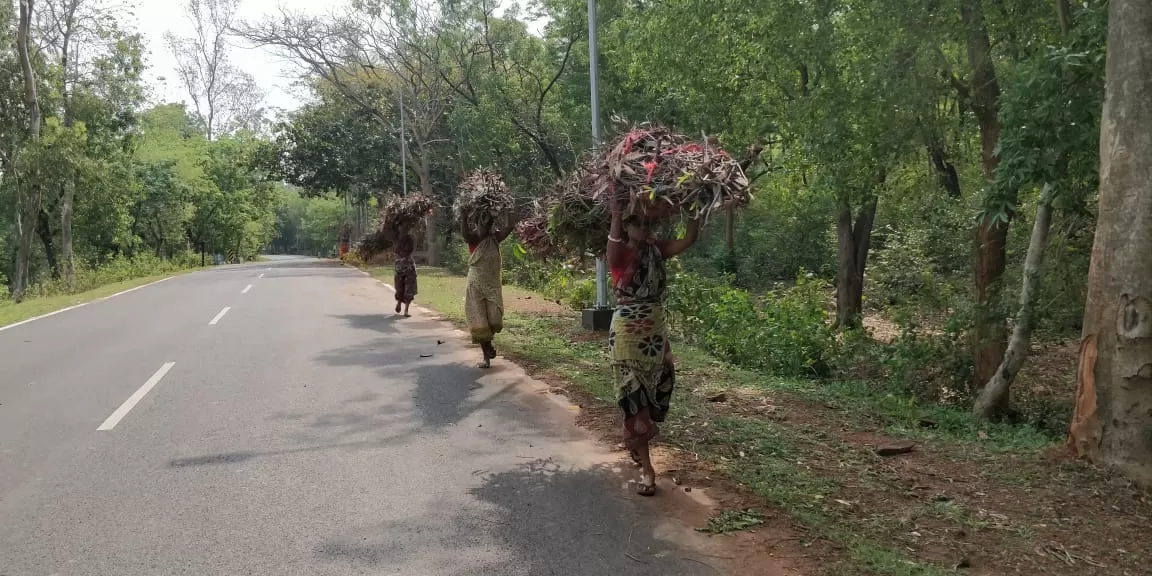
[636, 477, 656, 497]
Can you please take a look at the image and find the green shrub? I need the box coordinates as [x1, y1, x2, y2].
[876, 308, 974, 405]
[23, 252, 200, 300]
[668, 272, 837, 377]
[565, 277, 596, 310]
[502, 254, 561, 293]
[681, 193, 837, 291]
[443, 240, 471, 276]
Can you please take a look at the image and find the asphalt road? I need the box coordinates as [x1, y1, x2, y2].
[0, 258, 719, 575]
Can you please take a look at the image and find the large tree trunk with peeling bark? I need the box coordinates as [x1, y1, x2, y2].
[835, 195, 878, 330]
[974, 184, 1055, 419]
[961, 0, 1011, 393]
[1067, 0, 1152, 486]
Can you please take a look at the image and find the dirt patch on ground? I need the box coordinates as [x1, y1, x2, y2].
[505, 293, 569, 316]
[516, 322, 1151, 576]
[862, 314, 901, 344]
[719, 385, 1152, 576]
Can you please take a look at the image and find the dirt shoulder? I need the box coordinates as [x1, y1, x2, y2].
[373, 266, 1151, 576]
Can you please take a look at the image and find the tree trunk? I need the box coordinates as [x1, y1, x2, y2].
[974, 184, 1056, 419]
[1056, 0, 1073, 36]
[60, 178, 75, 283]
[59, 5, 76, 285]
[725, 204, 735, 251]
[37, 209, 59, 279]
[835, 195, 878, 329]
[1067, 0, 1152, 486]
[961, 0, 1011, 392]
[12, 207, 38, 302]
[928, 144, 962, 198]
[417, 157, 440, 267]
[11, 0, 41, 303]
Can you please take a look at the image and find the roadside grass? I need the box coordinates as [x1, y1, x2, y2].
[362, 265, 1151, 576]
[0, 272, 191, 329]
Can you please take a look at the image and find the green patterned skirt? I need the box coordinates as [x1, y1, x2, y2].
[610, 302, 675, 443]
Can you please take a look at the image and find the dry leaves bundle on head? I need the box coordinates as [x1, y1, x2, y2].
[454, 169, 515, 237]
[355, 193, 435, 260]
[514, 211, 552, 255]
[356, 229, 393, 260]
[547, 167, 610, 256]
[589, 123, 751, 223]
[379, 193, 435, 240]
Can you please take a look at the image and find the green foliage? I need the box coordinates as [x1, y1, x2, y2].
[442, 240, 472, 276]
[877, 312, 975, 405]
[272, 192, 346, 256]
[2, 98, 283, 300]
[23, 253, 199, 299]
[988, 1, 1108, 221]
[683, 190, 837, 290]
[497, 243, 595, 311]
[268, 81, 404, 200]
[668, 272, 837, 377]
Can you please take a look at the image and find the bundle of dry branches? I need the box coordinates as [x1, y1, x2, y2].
[355, 194, 434, 260]
[454, 169, 515, 236]
[589, 123, 751, 223]
[379, 193, 434, 240]
[356, 229, 393, 260]
[546, 168, 610, 256]
[514, 211, 552, 255]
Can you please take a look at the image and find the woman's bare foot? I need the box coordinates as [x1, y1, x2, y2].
[395, 302, 402, 314]
[403, 303, 411, 317]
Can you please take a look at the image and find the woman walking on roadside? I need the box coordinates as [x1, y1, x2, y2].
[393, 234, 417, 317]
[462, 221, 512, 368]
[606, 202, 700, 496]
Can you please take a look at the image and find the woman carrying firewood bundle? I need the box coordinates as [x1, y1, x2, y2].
[455, 169, 517, 369]
[393, 234, 417, 316]
[607, 200, 700, 496]
[461, 220, 512, 368]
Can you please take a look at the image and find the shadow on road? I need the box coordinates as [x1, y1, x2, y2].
[166, 437, 421, 469]
[311, 458, 715, 576]
[329, 314, 405, 334]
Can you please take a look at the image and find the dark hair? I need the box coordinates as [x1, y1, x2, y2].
[622, 214, 644, 227]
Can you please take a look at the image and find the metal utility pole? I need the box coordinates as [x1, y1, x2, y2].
[589, 0, 607, 310]
[583, 0, 613, 331]
[399, 87, 408, 195]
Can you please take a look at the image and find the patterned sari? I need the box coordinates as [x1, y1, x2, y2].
[465, 237, 504, 343]
[394, 256, 417, 304]
[609, 242, 675, 445]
